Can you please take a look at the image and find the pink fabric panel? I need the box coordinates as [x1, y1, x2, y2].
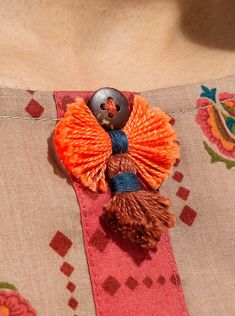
[54, 90, 189, 316]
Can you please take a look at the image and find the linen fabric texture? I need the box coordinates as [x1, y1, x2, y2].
[0, 74, 234, 315]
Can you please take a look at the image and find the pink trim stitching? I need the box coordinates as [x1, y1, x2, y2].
[76, 185, 102, 316]
[164, 233, 188, 315]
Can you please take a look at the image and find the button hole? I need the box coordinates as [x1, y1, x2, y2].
[116, 104, 120, 111]
[100, 103, 106, 110]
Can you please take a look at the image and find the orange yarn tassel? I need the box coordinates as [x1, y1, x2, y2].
[123, 95, 179, 189]
[53, 97, 112, 192]
[53, 94, 180, 248]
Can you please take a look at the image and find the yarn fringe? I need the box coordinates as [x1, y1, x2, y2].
[53, 97, 112, 192]
[103, 154, 175, 248]
[124, 95, 179, 190]
[103, 190, 175, 248]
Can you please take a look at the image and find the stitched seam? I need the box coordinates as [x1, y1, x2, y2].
[55, 91, 101, 316]
[0, 115, 60, 121]
[164, 233, 188, 316]
[1, 96, 235, 121]
[77, 186, 102, 316]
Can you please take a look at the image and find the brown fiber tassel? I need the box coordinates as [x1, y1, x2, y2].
[102, 154, 176, 249]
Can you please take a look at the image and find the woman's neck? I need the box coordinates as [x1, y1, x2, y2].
[0, 0, 235, 91]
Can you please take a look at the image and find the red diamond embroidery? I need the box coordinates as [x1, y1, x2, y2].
[60, 262, 74, 277]
[68, 297, 78, 310]
[67, 281, 76, 293]
[174, 158, 180, 166]
[180, 205, 197, 226]
[102, 276, 121, 296]
[176, 186, 190, 201]
[125, 276, 138, 290]
[61, 96, 75, 112]
[157, 275, 165, 285]
[142, 276, 153, 288]
[49, 231, 72, 257]
[26, 90, 35, 95]
[90, 229, 109, 252]
[25, 99, 44, 118]
[172, 171, 184, 182]
[169, 116, 175, 125]
[170, 273, 181, 286]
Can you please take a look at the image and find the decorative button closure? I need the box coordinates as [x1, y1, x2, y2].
[88, 87, 130, 130]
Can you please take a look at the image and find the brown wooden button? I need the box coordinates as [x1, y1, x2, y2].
[88, 87, 130, 130]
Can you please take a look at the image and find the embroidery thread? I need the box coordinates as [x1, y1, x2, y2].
[0, 282, 36, 316]
[196, 86, 235, 169]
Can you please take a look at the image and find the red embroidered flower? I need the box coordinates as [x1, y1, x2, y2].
[0, 290, 36, 316]
[196, 86, 235, 169]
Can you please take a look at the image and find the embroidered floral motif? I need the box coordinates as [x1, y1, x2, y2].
[196, 85, 235, 169]
[0, 282, 36, 316]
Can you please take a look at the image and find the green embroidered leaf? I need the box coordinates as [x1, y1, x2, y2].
[203, 141, 235, 169]
[221, 103, 235, 117]
[0, 282, 17, 291]
[200, 85, 217, 102]
[213, 108, 234, 142]
[221, 112, 235, 135]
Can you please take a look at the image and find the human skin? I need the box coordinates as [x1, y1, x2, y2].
[0, 0, 235, 91]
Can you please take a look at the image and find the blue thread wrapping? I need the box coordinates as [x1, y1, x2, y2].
[109, 173, 142, 193]
[108, 130, 128, 154]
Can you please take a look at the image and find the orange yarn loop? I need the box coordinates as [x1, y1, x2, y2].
[124, 95, 179, 189]
[53, 97, 112, 192]
[53, 94, 179, 192]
